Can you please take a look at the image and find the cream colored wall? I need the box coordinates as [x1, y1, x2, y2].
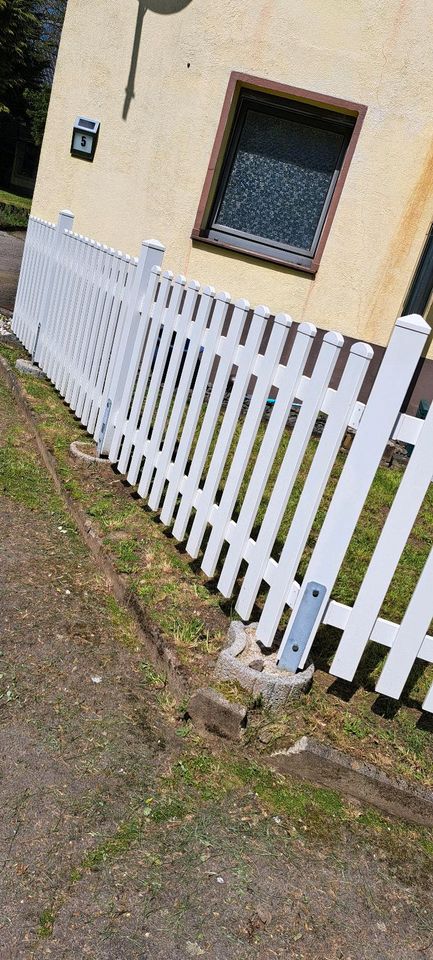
[33, 0, 433, 348]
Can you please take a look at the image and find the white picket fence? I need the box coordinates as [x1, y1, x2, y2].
[12, 210, 433, 712]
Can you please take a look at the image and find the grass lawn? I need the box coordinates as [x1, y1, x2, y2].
[0, 189, 32, 210]
[0, 188, 31, 228]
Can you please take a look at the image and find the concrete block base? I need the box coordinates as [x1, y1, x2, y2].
[0, 330, 19, 346]
[270, 736, 433, 827]
[187, 686, 247, 740]
[70, 440, 104, 463]
[214, 621, 314, 713]
[15, 358, 45, 379]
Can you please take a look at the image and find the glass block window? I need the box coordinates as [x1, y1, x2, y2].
[200, 87, 358, 271]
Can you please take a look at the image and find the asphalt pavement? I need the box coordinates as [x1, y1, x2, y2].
[0, 229, 26, 314]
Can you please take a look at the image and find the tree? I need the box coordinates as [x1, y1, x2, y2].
[0, 0, 47, 115]
[0, 0, 66, 151]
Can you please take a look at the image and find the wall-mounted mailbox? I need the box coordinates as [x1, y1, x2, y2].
[71, 117, 100, 161]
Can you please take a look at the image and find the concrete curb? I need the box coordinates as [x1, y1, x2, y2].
[1, 331, 19, 346]
[214, 621, 314, 711]
[270, 736, 433, 828]
[187, 687, 247, 740]
[15, 358, 46, 378]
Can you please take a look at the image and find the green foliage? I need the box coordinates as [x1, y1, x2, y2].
[0, 201, 29, 228]
[0, 0, 66, 137]
[24, 84, 51, 145]
[0, 0, 46, 114]
[0, 188, 31, 209]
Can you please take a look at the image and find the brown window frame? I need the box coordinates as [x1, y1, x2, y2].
[191, 72, 367, 276]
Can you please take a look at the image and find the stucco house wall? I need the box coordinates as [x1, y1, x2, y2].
[33, 0, 433, 351]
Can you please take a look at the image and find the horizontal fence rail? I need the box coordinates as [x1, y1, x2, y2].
[12, 209, 433, 712]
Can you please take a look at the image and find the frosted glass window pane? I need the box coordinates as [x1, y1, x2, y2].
[217, 109, 345, 251]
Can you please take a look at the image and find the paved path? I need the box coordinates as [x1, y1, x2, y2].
[0, 364, 432, 959]
[0, 229, 26, 313]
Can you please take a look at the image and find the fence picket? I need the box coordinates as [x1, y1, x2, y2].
[375, 543, 433, 701]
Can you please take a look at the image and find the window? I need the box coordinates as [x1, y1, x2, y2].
[192, 74, 366, 274]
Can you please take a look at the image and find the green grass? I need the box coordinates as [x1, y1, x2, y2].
[37, 908, 55, 938]
[0, 189, 31, 210]
[82, 817, 143, 869]
[0, 189, 30, 228]
[76, 743, 433, 885]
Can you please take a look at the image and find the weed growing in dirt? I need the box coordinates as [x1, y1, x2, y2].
[37, 908, 55, 938]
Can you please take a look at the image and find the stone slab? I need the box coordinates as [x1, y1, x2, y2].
[187, 687, 247, 740]
[270, 735, 433, 828]
[15, 358, 45, 379]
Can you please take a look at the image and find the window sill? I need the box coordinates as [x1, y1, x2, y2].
[191, 231, 318, 276]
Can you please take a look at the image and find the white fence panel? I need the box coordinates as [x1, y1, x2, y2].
[12, 208, 433, 712]
[274, 315, 430, 671]
[172, 298, 250, 542]
[159, 289, 232, 525]
[331, 397, 433, 681]
[111, 268, 173, 472]
[254, 341, 373, 643]
[186, 306, 271, 557]
[136, 279, 201, 500]
[148, 284, 218, 511]
[121, 274, 186, 482]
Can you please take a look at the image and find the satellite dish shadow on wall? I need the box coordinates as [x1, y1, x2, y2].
[123, 0, 194, 120]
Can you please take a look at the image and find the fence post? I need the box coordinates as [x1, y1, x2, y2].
[96, 237, 165, 455]
[33, 209, 74, 365]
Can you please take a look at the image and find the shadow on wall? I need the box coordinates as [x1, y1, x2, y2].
[123, 0, 194, 120]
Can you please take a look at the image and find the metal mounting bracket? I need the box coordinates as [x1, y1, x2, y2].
[277, 581, 326, 672]
[97, 398, 112, 455]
